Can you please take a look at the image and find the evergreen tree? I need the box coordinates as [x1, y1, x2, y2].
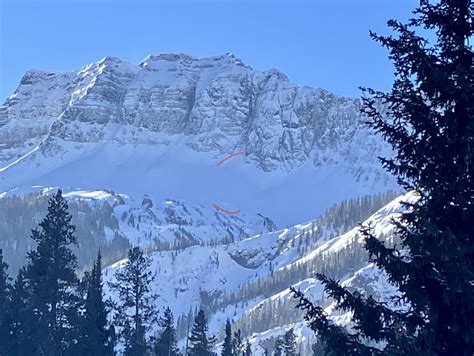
[109, 246, 157, 356]
[282, 328, 297, 356]
[81, 251, 114, 355]
[243, 341, 252, 356]
[22, 189, 81, 355]
[188, 309, 213, 356]
[311, 339, 328, 356]
[222, 319, 233, 356]
[0, 249, 12, 355]
[154, 306, 180, 356]
[271, 330, 297, 356]
[293, 0, 473, 355]
[232, 329, 243, 356]
[273, 337, 284, 356]
[8, 268, 35, 354]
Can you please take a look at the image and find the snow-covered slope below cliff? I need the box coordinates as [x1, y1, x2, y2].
[0, 53, 395, 225]
[102, 192, 412, 355]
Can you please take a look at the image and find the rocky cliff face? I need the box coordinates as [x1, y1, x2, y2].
[0, 54, 395, 225]
[0, 54, 402, 354]
[1, 53, 386, 172]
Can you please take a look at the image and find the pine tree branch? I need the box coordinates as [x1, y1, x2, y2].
[290, 287, 383, 356]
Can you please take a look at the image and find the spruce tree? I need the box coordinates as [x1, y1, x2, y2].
[154, 306, 180, 356]
[0, 249, 12, 355]
[22, 189, 81, 355]
[221, 319, 233, 356]
[109, 246, 157, 356]
[232, 328, 243, 356]
[273, 337, 284, 356]
[82, 251, 114, 355]
[8, 268, 35, 354]
[188, 309, 213, 356]
[282, 328, 297, 356]
[292, 0, 473, 355]
[243, 341, 252, 356]
[311, 338, 328, 356]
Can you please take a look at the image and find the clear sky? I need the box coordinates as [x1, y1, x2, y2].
[0, 0, 417, 102]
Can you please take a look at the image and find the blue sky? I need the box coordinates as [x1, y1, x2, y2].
[0, 0, 417, 102]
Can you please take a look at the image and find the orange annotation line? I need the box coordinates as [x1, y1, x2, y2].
[215, 151, 244, 167]
[212, 151, 244, 215]
[212, 203, 241, 215]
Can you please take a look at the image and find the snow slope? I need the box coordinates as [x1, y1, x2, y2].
[0, 186, 277, 274]
[0, 53, 396, 225]
[103, 192, 412, 354]
[0, 53, 404, 354]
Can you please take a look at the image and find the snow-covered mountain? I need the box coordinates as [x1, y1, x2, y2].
[0, 182, 402, 354]
[0, 186, 276, 274]
[0, 53, 395, 225]
[0, 53, 402, 354]
[103, 191, 411, 354]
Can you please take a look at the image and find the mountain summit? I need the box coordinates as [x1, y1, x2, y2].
[0, 54, 395, 224]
